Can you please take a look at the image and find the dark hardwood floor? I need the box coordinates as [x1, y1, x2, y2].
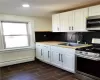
[1, 60, 78, 80]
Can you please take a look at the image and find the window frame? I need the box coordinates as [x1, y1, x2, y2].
[1, 21, 30, 49]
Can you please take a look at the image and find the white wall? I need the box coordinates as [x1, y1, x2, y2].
[0, 14, 52, 67]
[34, 17, 52, 31]
[0, 14, 52, 32]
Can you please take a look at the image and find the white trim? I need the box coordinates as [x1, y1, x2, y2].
[1, 21, 30, 49]
[0, 57, 35, 67]
[0, 20, 35, 50]
[0, 46, 35, 53]
[87, 27, 100, 30]
[0, 21, 4, 49]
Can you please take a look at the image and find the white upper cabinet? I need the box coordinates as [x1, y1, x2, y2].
[89, 5, 100, 16]
[52, 8, 88, 32]
[68, 11, 74, 31]
[52, 14, 60, 32]
[74, 8, 88, 31]
[60, 11, 74, 32]
[60, 12, 69, 32]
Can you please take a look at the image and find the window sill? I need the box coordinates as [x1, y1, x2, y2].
[0, 47, 35, 52]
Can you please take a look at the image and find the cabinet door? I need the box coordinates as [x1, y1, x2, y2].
[89, 5, 100, 16]
[68, 11, 74, 31]
[36, 44, 43, 60]
[52, 14, 60, 32]
[74, 8, 88, 31]
[51, 51, 62, 67]
[43, 45, 51, 63]
[60, 12, 69, 32]
[62, 48, 75, 73]
[51, 46, 62, 67]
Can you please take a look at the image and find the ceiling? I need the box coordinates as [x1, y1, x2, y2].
[0, 0, 100, 17]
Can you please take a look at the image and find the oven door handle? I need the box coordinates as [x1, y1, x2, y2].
[76, 54, 100, 61]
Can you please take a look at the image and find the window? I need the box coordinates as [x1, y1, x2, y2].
[1, 21, 29, 49]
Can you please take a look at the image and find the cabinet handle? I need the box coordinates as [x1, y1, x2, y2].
[72, 26, 73, 30]
[59, 54, 60, 61]
[48, 51, 50, 58]
[61, 54, 63, 62]
[41, 49, 42, 56]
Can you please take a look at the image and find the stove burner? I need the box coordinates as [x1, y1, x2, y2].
[76, 46, 100, 53]
[76, 45, 100, 58]
[86, 48, 90, 50]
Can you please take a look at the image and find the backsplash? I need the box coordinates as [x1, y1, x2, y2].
[82, 32, 100, 44]
[35, 32, 52, 42]
[35, 31, 100, 44]
[66, 32, 83, 43]
[35, 32, 66, 42]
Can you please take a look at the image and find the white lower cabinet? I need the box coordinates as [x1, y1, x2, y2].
[36, 43, 75, 73]
[43, 45, 51, 63]
[62, 48, 75, 73]
[36, 43, 51, 63]
[51, 46, 62, 67]
[36, 43, 44, 61]
[51, 47, 75, 73]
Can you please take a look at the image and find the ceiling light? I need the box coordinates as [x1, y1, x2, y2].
[22, 4, 30, 8]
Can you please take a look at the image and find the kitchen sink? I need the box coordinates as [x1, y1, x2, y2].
[58, 42, 84, 47]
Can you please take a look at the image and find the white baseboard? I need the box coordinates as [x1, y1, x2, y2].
[0, 57, 35, 67]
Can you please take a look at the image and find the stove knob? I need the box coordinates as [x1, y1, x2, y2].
[79, 51, 82, 54]
[85, 52, 88, 54]
[96, 54, 100, 57]
[80, 51, 82, 53]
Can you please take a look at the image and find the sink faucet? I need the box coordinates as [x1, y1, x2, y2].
[77, 40, 80, 44]
[70, 33, 75, 40]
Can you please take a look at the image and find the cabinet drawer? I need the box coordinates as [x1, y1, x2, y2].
[36, 43, 43, 46]
[51, 46, 58, 51]
[63, 48, 75, 54]
[51, 46, 62, 52]
[43, 45, 50, 50]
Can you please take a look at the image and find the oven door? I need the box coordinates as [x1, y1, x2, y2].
[76, 55, 100, 79]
